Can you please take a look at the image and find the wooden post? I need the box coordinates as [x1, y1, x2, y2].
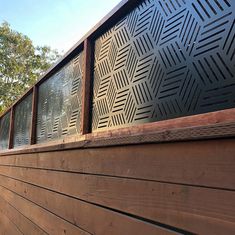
[30, 86, 38, 145]
[81, 38, 93, 135]
[8, 107, 15, 149]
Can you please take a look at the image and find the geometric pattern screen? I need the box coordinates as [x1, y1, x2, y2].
[0, 112, 10, 150]
[36, 52, 83, 143]
[92, 0, 235, 131]
[13, 93, 32, 148]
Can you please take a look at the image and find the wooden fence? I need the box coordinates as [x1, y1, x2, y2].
[0, 0, 235, 234]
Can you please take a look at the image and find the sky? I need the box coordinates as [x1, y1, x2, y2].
[0, 0, 120, 54]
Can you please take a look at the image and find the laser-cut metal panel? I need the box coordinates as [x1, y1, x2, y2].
[92, 0, 235, 131]
[0, 112, 10, 150]
[37, 52, 83, 143]
[13, 93, 32, 148]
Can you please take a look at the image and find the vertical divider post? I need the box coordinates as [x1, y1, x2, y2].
[30, 86, 38, 145]
[8, 107, 15, 149]
[81, 38, 93, 135]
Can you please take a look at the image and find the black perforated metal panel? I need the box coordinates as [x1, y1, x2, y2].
[0, 112, 10, 150]
[37, 52, 83, 143]
[92, 0, 235, 131]
[13, 94, 32, 148]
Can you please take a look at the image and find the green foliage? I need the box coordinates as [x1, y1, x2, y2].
[0, 21, 60, 114]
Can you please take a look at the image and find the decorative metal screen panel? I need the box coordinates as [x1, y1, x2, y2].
[0, 112, 10, 150]
[13, 93, 32, 148]
[37, 52, 83, 143]
[92, 0, 235, 131]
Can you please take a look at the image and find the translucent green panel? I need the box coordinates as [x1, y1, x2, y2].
[37, 52, 83, 143]
[0, 112, 10, 150]
[13, 93, 32, 148]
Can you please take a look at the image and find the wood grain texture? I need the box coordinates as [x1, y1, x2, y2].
[0, 139, 234, 189]
[0, 185, 90, 235]
[0, 209, 22, 235]
[0, 195, 46, 235]
[0, 175, 176, 235]
[0, 163, 234, 234]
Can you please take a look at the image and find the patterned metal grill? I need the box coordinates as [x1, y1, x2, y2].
[92, 0, 235, 131]
[37, 52, 83, 143]
[13, 93, 32, 148]
[0, 112, 10, 150]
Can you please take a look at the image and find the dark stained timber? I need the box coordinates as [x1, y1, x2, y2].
[91, 0, 235, 131]
[13, 93, 32, 148]
[0, 113, 10, 150]
[36, 52, 83, 143]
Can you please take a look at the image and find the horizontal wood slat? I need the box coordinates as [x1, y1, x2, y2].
[0, 164, 234, 234]
[0, 139, 234, 189]
[0, 209, 22, 235]
[0, 175, 177, 235]
[0, 195, 46, 235]
[0, 185, 90, 235]
[0, 196, 46, 235]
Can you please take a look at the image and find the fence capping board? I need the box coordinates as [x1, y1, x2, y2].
[0, 108, 235, 156]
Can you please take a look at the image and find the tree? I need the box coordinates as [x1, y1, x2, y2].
[0, 22, 60, 114]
